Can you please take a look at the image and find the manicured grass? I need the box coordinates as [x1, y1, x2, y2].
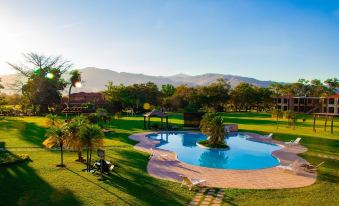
[0, 112, 338, 205]
[222, 112, 339, 206]
[0, 115, 193, 206]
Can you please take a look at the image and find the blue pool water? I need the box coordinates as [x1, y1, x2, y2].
[147, 132, 282, 170]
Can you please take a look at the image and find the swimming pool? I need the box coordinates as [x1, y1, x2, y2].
[147, 132, 282, 170]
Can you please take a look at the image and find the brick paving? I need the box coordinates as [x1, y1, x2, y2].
[188, 188, 225, 206]
[129, 132, 317, 189]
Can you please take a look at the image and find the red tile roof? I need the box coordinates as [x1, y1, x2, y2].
[327, 93, 339, 98]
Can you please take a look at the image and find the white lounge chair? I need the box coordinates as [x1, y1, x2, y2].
[285, 137, 301, 145]
[263, 133, 273, 138]
[149, 148, 168, 160]
[277, 160, 299, 173]
[301, 161, 325, 173]
[179, 175, 206, 190]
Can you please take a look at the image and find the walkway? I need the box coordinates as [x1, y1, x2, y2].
[188, 188, 224, 206]
[129, 132, 317, 189]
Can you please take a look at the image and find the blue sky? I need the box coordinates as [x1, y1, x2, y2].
[0, 0, 338, 82]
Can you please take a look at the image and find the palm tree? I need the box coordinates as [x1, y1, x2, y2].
[200, 113, 226, 146]
[79, 124, 104, 172]
[68, 70, 82, 107]
[45, 114, 61, 127]
[43, 124, 68, 167]
[65, 116, 89, 162]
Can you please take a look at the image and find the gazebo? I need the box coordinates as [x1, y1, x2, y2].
[143, 109, 169, 129]
[312, 113, 338, 134]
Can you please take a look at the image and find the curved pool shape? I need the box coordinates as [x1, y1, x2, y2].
[147, 132, 282, 170]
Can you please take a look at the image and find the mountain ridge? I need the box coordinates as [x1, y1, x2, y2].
[0, 67, 277, 94]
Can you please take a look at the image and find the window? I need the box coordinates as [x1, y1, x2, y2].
[284, 98, 288, 104]
[323, 107, 327, 112]
[294, 106, 298, 112]
[300, 99, 305, 104]
[277, 106, 281, 110]
[278, 99, 281, 103]
[283, 106, 288, 111]
[294, 99, 298, 104]
[329, 98, 335, 104]
[329, 107, 334, 113]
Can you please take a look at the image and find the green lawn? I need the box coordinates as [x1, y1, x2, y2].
[0, 113, 338, 206]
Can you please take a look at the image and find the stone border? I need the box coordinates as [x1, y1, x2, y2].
[129, 131, 317, 189]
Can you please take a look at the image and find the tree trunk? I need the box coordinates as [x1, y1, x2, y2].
[60, 142, 64, 166]
[77, 150, 83, 162]
[86, 148, 89, 172]
[89, 149, 92, 172]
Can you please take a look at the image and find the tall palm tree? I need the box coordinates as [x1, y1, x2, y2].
[68, 70, 82, 107]
[43, 124, 68, 167]
[79, 124, 104, 172]
[65, 116, 89, 162]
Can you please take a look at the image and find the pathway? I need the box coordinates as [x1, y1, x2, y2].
[188, 188, 224, 206]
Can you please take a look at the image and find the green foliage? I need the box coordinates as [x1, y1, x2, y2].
[269, 78, 337, 97]
[200, 113, 226, 146]
[79, 124, 104, 171]
[104, 81, 161, 112]
[161, 84, 176, 97]
[8, 53, 72, 114]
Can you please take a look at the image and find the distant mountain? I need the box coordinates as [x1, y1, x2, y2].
[0, 67, 277, 94]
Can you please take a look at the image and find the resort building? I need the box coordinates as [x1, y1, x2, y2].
[273, 94, 339, 114]
[61, 92, 106, 108]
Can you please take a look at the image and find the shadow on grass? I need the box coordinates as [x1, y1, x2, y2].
[0, 118, 47, 147]
[101, 149, 192, 206]
[0, 142, 81, 206]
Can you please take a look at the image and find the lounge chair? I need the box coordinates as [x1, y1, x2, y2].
[285, 137, 301, 145]
[263, 133, 273, 139]
[149, 148, 168, 160]
[277, 160, 299, 173]
[179, 175, 206, 190]
[301, 161, 325, 173]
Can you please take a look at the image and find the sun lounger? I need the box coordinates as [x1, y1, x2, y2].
[179, 175, 206, 190]
[301, 161, 325, 173]
[263, 133, 273, 139]
[277, 160, 299, 173]
[149, 148, 168, 160]
[285, 137, 301, 145]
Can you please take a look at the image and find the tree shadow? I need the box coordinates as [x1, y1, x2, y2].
[0, 142, 81, 206]
[99, 148, 193, 206]
[0, 118, 47, 147]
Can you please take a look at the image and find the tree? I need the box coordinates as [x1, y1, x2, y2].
[0, 79, 5, 112]
[197, 78, 231, 112]
[324, 78, 339, 94]
[8, 53, 71, 114]
[230, 83, 256, 111]
[161, 84, 176, 97]
[79, 124, 104, 172]
[68, 70, 82, 107]
[43, 123, 68, 167]
[200, 113, 226, 146]
[45, 114, 61, 127]
[65, 116, 89, 162]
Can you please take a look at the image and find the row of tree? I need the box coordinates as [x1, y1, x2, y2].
[1, 53, 338, 115]
[269, 78, 338, 97]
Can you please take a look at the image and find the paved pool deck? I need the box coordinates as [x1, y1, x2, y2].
[129, 131, 317, 189]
